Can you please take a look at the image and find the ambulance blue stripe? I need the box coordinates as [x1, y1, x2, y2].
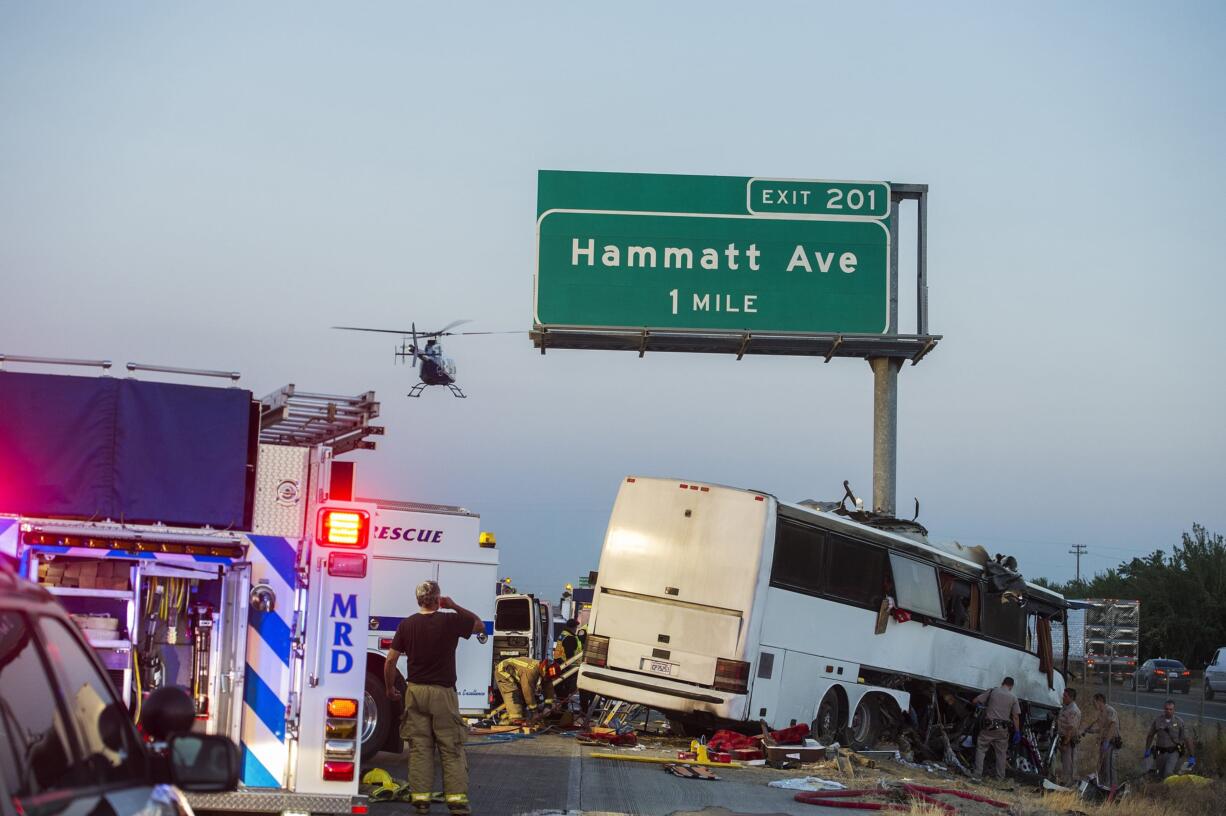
[250, 607, 292, 666]
[370, 615, 402, 632]
[103, 550, 155, 559]
[248, 534, 297, 588]
[191, 554, 234, 563]
[370, 616, 494, 636]
[241, 744, 280, 788]
[29, 545, 71, 554]
[243, 663, 287, 741]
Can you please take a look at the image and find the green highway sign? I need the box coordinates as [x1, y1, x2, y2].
[536, 170, 892, 335]
[747, 178, 891, 219]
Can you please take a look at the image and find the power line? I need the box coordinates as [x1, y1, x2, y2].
[1069, 543, 1088, 584]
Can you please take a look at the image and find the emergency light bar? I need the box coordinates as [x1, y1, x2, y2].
[22, 528, 245, 559]
[318, 509, 370, 548]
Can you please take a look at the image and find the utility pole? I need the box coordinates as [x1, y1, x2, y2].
[1069, 543, 1087, 584]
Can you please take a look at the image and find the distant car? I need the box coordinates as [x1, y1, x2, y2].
[1130, 658, 1192, 693]
[0, 564, 240, 814]
[1207, 647, 1226, 701]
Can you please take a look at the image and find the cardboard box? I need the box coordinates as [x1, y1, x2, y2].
[761, 736, 828, 764]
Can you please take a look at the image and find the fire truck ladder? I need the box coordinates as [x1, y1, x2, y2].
[259, 384, 382, 454]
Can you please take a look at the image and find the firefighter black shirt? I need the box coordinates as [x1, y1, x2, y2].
[390, 611, 474, 687]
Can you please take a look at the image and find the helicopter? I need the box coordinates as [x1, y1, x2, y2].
[333, 320, 498, 398]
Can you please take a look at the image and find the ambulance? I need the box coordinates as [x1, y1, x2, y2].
[361, 500, 499, 760]
[0, 360, 384, 814]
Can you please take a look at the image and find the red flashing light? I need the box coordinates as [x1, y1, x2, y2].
[327, 551, 367, 578]
[352, 807, 369, 815]
[754, 496, 765, 502]
[323, 761, 355, 781]
[626, 477, 636, 483]
[319, 508, 369, 548]
[679, 484, 688, 489]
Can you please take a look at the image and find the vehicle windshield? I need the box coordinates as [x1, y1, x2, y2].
[495, 598, 531, 631]
[1154, 660, 1185, 669]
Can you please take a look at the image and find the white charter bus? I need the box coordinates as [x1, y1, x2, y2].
[578, 477, 1067, 759]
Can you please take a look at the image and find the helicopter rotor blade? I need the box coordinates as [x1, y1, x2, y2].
[333, 325, 420, 335]
[419, 319, 472, 338]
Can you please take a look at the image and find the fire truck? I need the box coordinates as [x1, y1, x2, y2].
[0, 357, 387, 814]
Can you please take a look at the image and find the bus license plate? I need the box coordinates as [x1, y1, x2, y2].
[642, 657, 677, 677]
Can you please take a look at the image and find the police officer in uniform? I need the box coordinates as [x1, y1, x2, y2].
[973, 676, 1021, 781]
[1081, 692, 1120, 788]
[1145, 699, 1196, 779]
[1056, 687, 1081, 785]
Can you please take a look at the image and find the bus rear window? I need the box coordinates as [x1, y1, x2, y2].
[495, 598, 532, 631]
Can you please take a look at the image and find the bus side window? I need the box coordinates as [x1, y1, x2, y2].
[981, 592, 1026, 647]
[825, 534, 888, 609]
[769, 519, 825, 595]
[939, 571, 975, 629]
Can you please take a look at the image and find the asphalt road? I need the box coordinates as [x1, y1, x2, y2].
[369, 736, 869, 816]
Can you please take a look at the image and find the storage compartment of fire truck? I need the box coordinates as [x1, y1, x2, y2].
[29, 545, 248, 735]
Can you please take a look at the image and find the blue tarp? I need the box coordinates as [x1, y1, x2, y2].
[0, 372, 253, 528]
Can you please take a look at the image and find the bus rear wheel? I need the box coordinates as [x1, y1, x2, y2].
[847, 697, 881, 750]
[812, 691, 841, 745]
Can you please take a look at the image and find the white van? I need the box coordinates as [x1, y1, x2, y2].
[1206, 647, 1226, 700]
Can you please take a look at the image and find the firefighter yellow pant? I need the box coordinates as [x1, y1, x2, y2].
[402, 683, 469, 802]
[495, 666, 527, 720]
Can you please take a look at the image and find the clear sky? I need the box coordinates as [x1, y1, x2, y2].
[2, 2, 1223, 601]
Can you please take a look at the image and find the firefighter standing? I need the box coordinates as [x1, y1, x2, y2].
[1056, 687, 1081, 786]
[972, 676, 1022, 781]
[1081, 692, 1121, 788]
[495, 656, 555, 722]
[1144, 699, 1196, 779]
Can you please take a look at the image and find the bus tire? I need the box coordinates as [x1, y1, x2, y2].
[812, 690, 842, 745]
[362, 671, 392, 763]
[846, 697, 881, 751]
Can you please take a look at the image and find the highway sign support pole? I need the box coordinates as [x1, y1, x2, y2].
[870, 356, 902, 516]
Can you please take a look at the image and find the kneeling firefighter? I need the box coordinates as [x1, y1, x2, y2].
[495, 656, 555, 721]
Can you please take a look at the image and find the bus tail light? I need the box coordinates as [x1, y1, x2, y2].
[327, 551, 367, 577]
[319, 509, 370, 548]
[584, 635, 610, 668]
[713, 658, 750, 694]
